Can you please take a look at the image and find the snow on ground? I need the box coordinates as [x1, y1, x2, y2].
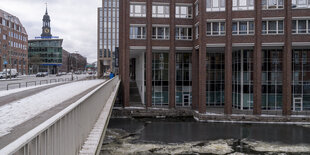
[0, 79, 105, 137]
[242, 139, 310, 153]
[0, 82, 64, 98]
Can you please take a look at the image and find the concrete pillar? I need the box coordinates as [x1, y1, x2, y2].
[224, 0, 233, 114]
[283, 0, 292, 115]
[146, 0, 153, 108]
[253, 0, 262, 115]
[169, 0, 176, 109]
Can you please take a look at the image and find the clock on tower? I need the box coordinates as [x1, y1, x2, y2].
[41, 5, 52, 38]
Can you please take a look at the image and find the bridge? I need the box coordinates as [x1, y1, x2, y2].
[0, 76, 120, 155]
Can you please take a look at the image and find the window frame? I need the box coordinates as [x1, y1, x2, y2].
[292, 19, 310, 34]
[175, 4, 193, 19]
[206, 0, 226, 12]
[262, 0, 284, 10]
[206, 20, 226, 36]
[130, 3, 147, 17]
[175, 26, 193, 40]
[292, 0, 310, 9]
[130, 25, 146, 39]
[152, 25, 170, 40]
[152, 3, 170, 18]
[232, 20, 255, 35]
[262, 20, 284, 35]
[233, 0, 255, 11]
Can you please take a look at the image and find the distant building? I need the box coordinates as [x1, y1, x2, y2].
[28, 6, 63, 74]
[97, 0, 119, 77]
[0, 9, 28, 74]
[68, 53, 87, 72]
[59, 49, 69, 73]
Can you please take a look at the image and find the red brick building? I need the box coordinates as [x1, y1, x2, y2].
[0, 9, 28, 75]
[118, 0, 310, 115]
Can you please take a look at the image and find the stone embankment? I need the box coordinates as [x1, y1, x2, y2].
[112, 107, 310, 124]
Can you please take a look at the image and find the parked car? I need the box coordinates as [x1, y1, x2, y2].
[61, 72, 67, 75]
[0, 72, 6, 79]
[43, 72, 49, 76]
[56, 73, 62, 76]
[2, 69, 18, 78]
[36, 72, 45, 77]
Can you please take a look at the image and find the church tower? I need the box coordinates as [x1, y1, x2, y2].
[41, 4, 52, 38]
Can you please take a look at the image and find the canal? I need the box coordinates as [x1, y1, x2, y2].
[101, 117, 310, 154]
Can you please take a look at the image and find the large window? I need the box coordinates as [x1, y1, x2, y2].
[175, 5, 193, 18]
[152, 4, 170, 18]
[206, 21, 226, 36]
[262, 0, 284, 9]
[130, 3, 146, 17]
[130, 25, 146, 39]
[233, 50, 253, 109]
[233, 0, 254, 10]
[292, 49, 310, 111]
[292, 19, 310, 34]
[262, 20, 284, 34]
[232, 21, 254, 35]
[152, 53, 169, 106]
[206, 50, 225, 107]
[262, 49, 283, 110]
[152, 26, 170, 40]
[175, 26, 192, 40]
[292, 0, 310, 8]
[176, 53, 192, 107]
[206, 0, 226, 12]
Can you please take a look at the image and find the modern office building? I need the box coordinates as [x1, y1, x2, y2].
[28, 7, 63, 74]
[0, 9, 28, 75]
[98, 0, 120, 77]
[118, 0, 310, 115]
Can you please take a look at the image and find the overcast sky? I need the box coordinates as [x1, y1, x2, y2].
[0, 0, 101, 63]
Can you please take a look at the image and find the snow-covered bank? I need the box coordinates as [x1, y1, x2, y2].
[0, 82, 64, 98]
[0, 80, 105, 137]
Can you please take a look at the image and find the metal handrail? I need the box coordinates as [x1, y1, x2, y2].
[0, 76, 119, 155]
[26, 81, 36, 87]
[57, 78, 64, 82]
[39, 80, 48, 85]
[50, 79, 57, 83]
[7, 83, 21, 90]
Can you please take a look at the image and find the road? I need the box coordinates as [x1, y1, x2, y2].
[0, 74, 93, 91]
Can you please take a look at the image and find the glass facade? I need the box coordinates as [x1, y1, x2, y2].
[176, 53, 192, 107]
[206, 50, 225, 106]
[262, 49, 283, 110]
[152, 53, 169, 106]
[292, 49, 310, 111]
[233, 50, 254, 109]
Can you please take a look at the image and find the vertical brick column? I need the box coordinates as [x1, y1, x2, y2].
[146, 0, 153, 108]
[192, 48, 199, 110]
[169, 0, 176, 109]
[198, 0, 207, 113]
[224, 0, 233, 114]
[119, 0, 129, 107]
[123, 0, 130, 107]
[253, 0, 262, 115]
[283, 0, 292, 115]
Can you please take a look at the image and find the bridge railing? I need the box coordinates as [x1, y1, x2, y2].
[0, 76, 120, 155]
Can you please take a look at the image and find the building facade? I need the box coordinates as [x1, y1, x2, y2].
[98, 0, 120, 77]
[0, 9, 28, 75]
[68, 53, 87, 72]
[59, 49, 70, 73]
[28, 7, 63, 74]
[119, 0, 310, 115]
